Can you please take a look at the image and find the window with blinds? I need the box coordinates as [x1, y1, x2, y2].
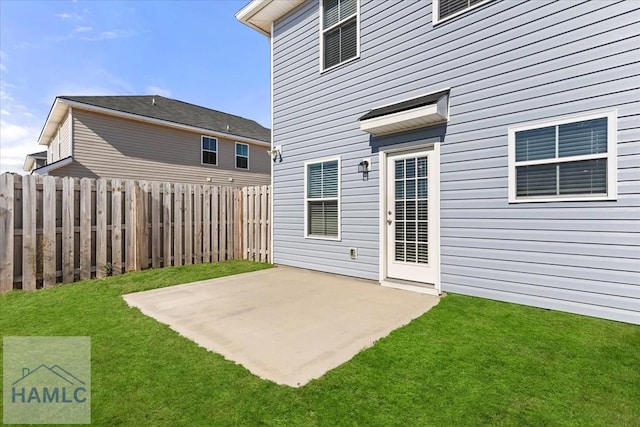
[322, 0, 358, 70]
[508, 111, 617, 202]
[306, 159, 340, 238]
[436, 0, 486, 21]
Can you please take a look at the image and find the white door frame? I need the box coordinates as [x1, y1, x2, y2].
[378, 142, 441, 295]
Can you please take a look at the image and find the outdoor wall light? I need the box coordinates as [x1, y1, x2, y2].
[267, 145, 283, 163]
[358, 158, 371, 180]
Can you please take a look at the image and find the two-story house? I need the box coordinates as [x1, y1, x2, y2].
[32, 95, 271, 186]
[238, 0, 639, 323]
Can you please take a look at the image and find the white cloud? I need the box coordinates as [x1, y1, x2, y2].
[79, 29, 134, 42]
[0, 120, 41, 174]
[0, 81, 43, 174]
[145, 86, 172, 98]
[56, 12, 82, 20]
[73, 26, 93, 33]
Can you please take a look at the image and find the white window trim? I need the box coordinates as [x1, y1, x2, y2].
[432, 0, 492, 26]
[201, 135, 218, 167]
[304, 156, 341, 241]
[235, 142, 250, 170]
[507, 109, 617, 203]
[319, 0, 361, 73]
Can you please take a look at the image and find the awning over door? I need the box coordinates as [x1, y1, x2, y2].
[359, 90, 450, 136]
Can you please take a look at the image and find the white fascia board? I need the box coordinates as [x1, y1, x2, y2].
[58, 99, 271, 147]
[23, 156, 35, 172]
[236, 0, 304, 36]
[37, 98, 69, 146]
[360, 104, 445, 136]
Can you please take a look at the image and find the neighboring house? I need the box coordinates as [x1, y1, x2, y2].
[23, 151, 48, 174]
[237, 0, 639, 324]
[33, 95, 271, 186]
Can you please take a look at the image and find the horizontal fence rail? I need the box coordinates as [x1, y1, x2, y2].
[0, 173, 270, 292]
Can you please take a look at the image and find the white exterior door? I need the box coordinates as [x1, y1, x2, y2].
[384, 149, 439, 289]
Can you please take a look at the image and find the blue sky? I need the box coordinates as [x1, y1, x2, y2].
[0, 0, 270, 173]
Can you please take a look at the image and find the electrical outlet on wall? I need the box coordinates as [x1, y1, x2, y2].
[349, 248, 358, 259]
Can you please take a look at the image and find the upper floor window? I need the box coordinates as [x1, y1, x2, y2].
[508, 110, 617, 203]
[434, 0, 488, 23]
[201, 136, 218, 166]
[322, 0, 358, 70]
[235, 142, 249, 170]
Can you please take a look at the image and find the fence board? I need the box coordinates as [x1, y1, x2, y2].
[174, 183, 183, 267]
[220, 187, 228, 260]
[42, 176, 56, 287]
[261, 185, 268, 262]
[112, 179, 122, 276]
[194, 185, 202, 264]
[0, 173, 14, 291]
[80, 178, 92, 280]
[62, 177, 75, 282]
[125, 180, 136, 272]
[135, 186, 145, 271]
[139, 181, 150, 270]
[151, 181, 161, 268]
[212, 186, 219, 262]
[162, 182, 172, 267]
[95, 179, 107, 279]
[184, 184, 193, 265]
[21, 175, 36, 290]
[0, 174, 271, 292]
[203, 186, 211, 263]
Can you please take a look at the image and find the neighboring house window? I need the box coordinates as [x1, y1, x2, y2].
[305, 158, 340, 239]
[201, 136, 218, 165]
[434, 0, 488, 23]
[321, 0, 358, 70]
[235, 143, 249, 170]
[508, 110, 617, 203]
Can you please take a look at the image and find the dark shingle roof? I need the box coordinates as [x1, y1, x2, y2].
[359, 90, 450, 121]
[27, 151, 48, 158]
[59, 95, 270, 142]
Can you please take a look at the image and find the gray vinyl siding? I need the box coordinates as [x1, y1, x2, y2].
[52, 108, 270, 186]
[272, 0, 640, 323]
[47, 111, 72, 162]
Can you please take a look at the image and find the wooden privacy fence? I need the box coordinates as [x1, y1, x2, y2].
[0, 173, 270, 292]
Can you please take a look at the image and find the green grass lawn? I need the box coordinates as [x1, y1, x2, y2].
[1, 260, 638, 426]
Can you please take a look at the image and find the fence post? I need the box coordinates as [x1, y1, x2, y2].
[162, 182, 172, 267]
[0, 173, 15, 292]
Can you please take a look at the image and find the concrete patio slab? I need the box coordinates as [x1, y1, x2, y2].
[123, 266, 439, 387]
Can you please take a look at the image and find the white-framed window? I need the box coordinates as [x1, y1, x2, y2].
[235, 142, 249, 170]
[433, 0, 491, 24]
[320, 0, 359, 71]
[305, 157, 341, 239]
[201, 136, 218, 166]
[508, 110, 617, 203]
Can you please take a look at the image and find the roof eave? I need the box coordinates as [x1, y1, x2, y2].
[236, 0, 304, 36]
[37, 98, 70, 146]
